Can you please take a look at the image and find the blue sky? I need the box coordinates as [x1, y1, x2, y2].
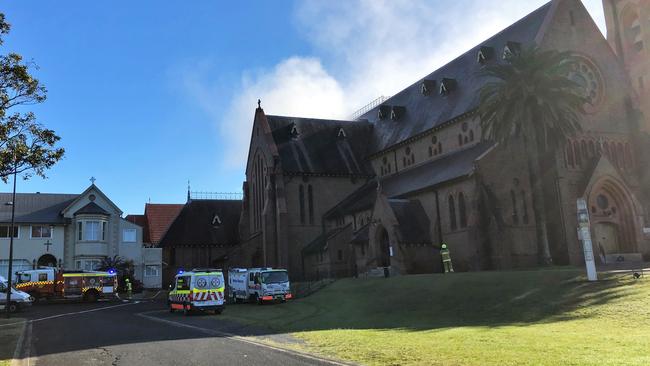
[1, 1, 605, 214]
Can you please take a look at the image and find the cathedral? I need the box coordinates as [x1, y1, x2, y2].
[239, 0, 650, 280]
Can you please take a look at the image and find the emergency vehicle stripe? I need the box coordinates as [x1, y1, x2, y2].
[15, 280, 55, 288]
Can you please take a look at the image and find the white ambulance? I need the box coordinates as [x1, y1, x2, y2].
[228, 267, 292, 304]
[168, 268, 226, 315]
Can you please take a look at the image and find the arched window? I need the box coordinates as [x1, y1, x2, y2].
[308, 185, 314, 224]
[617, 143, 624, 168]
[458, 134, 463, 146]
[566, 139, 575, 167]
[448, 195, 457, 231]
[429, 146, 433, 157]
[581, 140, 588, 161]
[521, 190, 529, 224]
[573, 141, 582, 167]
[299, 185, 305, 224]
[469, 130, 475, 142]
[510, 190, 519, 224]
[625, 143, 633, 169]
[458, 193, 467, 228]
[588, 140, 596, 157]
[438, 142, 443, 153]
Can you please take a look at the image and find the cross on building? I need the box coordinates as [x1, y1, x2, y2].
[44, 240, 52, 252]
[90, 176, 96, 184]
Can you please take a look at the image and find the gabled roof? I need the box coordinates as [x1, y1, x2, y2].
[358, 1, 554, 154]
[158, 200, 241, 247]
[61, 184, 123, 216]
[125, 214, 146, 228]
[0, 193, 78, 224]
[324, 180, 378, 219]
[74, 202, 110, 216]
[388, 199, 432, 245]
[266, 115, 374, 176]
[143, 203, 184, 245]
[302, 226, 347, 254]
[381, 142, 493, 197]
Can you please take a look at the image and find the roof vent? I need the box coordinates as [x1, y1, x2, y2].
[289, 123, 299, 138]
[391, 106, 406, 121]
[337, 127, 347, 139]
[477, 46, 494, 64]
[378, 105, 391, 120]
[212, 214, 222, 227]
[421, 79, 436, 96]
[503, 41, 521, 59]
[439, 78, 457, 95]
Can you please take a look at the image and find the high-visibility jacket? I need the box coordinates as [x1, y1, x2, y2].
[441, 249, 451, 262]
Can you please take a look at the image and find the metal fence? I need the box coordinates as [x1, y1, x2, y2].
[349, 95, 391, 120]
[189, 192, 243, 200]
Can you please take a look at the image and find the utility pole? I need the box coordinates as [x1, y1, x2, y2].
[5, 157, 17, 318]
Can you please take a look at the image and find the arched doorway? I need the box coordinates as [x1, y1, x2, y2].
[588, 177, 639, 256]
[37, 254, 57, 268]
[377, 226, 391, 267]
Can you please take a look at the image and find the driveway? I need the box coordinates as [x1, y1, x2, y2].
[10, 300, 350, 366]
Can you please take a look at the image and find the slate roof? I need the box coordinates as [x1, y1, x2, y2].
[158, 200, 242, 247]
[358, 2, 553, 154]
[381, 142, 493, 198]
[143, 204, 185, 245]
[302, 226, 347, 254]
[350, 223, 370, 244]
[0, 193, 78, 224]
[324, 180, 378, 219]
[389, 199, 432, 245]
[266, 115, 374, 176]
[74, 202, 110, 216]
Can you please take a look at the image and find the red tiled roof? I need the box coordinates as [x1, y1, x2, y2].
[125, 214, 147, 240]
[144, 204, 184, 245]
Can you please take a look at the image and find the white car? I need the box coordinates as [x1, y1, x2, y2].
[0, 275, 33, 312]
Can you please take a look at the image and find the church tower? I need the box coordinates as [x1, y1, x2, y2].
[603, 0, 650, 128]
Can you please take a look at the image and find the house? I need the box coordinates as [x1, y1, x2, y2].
[0, 184, 162, 288]
[240, 0, 650, 279]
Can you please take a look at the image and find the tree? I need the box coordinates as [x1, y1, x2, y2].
[476, 46, 587, 265]
[0, 13, 64, 181]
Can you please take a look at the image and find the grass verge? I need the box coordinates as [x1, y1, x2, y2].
[221, 269, 650, 365]
[0, 317, 26, 366]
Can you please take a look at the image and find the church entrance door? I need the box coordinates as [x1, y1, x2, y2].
[594, 222, 620, 255]
[378, 227, 391, 267]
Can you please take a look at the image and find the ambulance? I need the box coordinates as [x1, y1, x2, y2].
[227, 267, 292, 304]
[168, 268, 225, 315]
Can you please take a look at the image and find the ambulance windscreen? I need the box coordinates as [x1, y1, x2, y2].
[261, 271, 288, 284]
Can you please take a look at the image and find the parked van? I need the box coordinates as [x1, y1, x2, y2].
[168, 268, 225, 315]
[0, 275, 32, 312]
[228, 267, 291, 304]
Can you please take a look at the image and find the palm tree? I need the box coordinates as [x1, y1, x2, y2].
[477, 46, 587, 265]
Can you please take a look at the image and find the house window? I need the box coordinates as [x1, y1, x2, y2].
[77, 259, 101, 271]
[145, 265, 160, 277]
[77, 221, 82, 241]
[0, 225, 19, 238]
[31, 225, 52, 239]
[448, 195, 457, 231]
[102, 222, 107, 241]
[84, 221, 101, 241]
[123, 228, 137, 243]
[458, 193, 467, 228]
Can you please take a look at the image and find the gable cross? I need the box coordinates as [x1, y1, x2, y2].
[90, 176, 96, 184]
[44, 240, 52, 252]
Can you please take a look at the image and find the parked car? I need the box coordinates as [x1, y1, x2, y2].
[0, 275, 33, 312]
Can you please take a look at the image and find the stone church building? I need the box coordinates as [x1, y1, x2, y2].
[240, 0, 650, 280]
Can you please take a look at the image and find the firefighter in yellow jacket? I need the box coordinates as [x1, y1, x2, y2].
[440, 243, 454, 273]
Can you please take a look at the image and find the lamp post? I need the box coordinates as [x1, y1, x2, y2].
[5, 157, 17, 318]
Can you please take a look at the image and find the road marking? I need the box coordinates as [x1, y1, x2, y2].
[136, 311, 356, 366]
[0, 302, 137, 328]
[11, 321, 33, 366]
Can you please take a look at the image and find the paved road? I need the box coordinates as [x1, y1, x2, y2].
[12, 300, 347, 366]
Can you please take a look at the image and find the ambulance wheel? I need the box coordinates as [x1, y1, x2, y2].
[213, 308, 223, 315]
[28, 293, 40, 304]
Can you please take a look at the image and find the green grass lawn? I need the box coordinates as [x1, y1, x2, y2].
[0, 317, 25, 366]
[221, 269, 650, 365]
